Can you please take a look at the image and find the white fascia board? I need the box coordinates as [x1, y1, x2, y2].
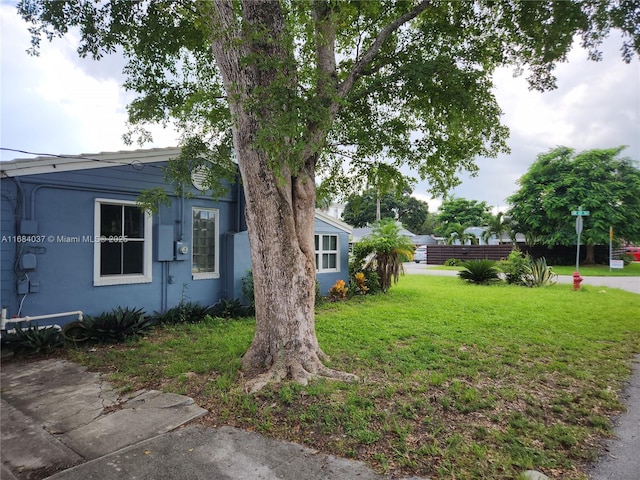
[0, 147, 182, 177]
[314, 209, 353, 234]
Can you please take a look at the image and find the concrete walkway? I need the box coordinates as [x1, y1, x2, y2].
[589, 355, 640, 480]
[1, 359, 423, 480]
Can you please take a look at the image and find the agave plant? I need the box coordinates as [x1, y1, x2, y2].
[156, 301, 214, 324]
[458, 259, 500, 284]
[82, 306, 156, 343]
[522, 257, 557, 287]
[9, 325, 63, 354]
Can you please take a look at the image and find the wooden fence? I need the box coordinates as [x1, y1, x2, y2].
[424, 244, 613, 265]
[425, 245, 515, 264]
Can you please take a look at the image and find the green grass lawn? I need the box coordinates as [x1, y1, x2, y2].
[550, 263, 640, 276]
[60, 275, 640, 479]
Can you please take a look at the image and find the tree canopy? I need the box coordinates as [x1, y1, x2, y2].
[17, 1, 640, 198]
[507, 146, 640, 249]
[342, 187, 430, 233]
[435, 196, 493, 236]
[17, 0, 640, 389]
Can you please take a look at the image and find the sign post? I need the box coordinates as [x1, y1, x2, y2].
[571, 206, 590, 290]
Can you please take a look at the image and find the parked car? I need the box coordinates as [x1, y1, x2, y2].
[414, 246, 427, 263]
[625, 246, 640, 261]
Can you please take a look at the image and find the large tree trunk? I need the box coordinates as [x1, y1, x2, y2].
[209, 0, 356, 392]
[584, 244, 596, 265]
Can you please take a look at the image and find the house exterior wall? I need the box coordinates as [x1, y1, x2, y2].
[1, 151, 353, 327]
[0, 159, 241, 326]
[313, 215, 351, 294]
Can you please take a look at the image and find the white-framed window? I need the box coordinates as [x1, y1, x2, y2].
[192, 207, 219, 279]
[315, 234, 339, 272]
[93, 199, 152, 286]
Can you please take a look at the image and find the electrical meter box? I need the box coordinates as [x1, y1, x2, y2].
[175, 241, 189, 261]
[155, 225, 174, 261]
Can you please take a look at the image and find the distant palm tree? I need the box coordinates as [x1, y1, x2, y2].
[367, 219, 415, 292]
[445, 223, 477, 245]
[482, 212, 508, 244]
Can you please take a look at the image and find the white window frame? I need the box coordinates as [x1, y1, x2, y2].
[192, 207, 220, 280]
[315, 234, 340, 273]
[93, 198, 152, 286]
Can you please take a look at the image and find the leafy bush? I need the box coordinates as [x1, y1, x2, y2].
[621, 253, 635, 266]
[361, 270, 382, 295]
[352, 272, 369, 295]
[156, 301, 214, 324]
[328, 279, 348, 301]
[497, 249, 529, 285]
[241, 270, 256, 315]
[522, 257, 557, 287]
[209, 298, 247, 318]
[78, 307, 156, 344]
[458, 259, 500, 284]
[7, 325, 63, 354]
[444, 258, 461, 266]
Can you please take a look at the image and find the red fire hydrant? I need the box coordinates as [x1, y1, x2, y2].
[572, 271, 583, 290]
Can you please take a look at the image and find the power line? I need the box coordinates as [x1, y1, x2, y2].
[0, 147, 165, 169]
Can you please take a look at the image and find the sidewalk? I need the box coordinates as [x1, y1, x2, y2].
[1, 359, 423, 480]
[404, 263, 640, 294]
[589, 355, 640, 480]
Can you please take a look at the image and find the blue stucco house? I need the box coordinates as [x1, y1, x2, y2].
[0, 147, 352, 328]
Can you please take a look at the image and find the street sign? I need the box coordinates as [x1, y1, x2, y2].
[571, 208, 590, 216]
[571, 206, 590, 273]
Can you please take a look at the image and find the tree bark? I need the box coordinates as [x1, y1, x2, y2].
[208, 0, 356, 392]
[206, 0, 430, 391]
[584, 244, 596, 265]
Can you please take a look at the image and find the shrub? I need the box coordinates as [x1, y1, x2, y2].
[156, 301, 214, 324]
[444, 258, 461, 266]
[352, 272, 369, 295]
[621, 253, 635, 266]
[362, 270, 382, 295]
[522, 257, 557, 287]
[209, 298, 247, 318]
[497, 249, 529, 285]
[328, 279, 348, 300]
[458, 259, 500, 284]
[80, 307, 156, 344]
[7, 325, 63, 354]
[241, 270, 256, 315]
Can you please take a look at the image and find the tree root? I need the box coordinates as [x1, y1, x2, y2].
[243, 356, 358, 393]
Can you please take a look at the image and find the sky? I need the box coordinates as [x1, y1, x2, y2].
[1, 3, 639, 214]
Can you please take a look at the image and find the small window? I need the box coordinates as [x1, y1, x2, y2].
[315, 234, 339, 272]
[94, 199, 152, 286]
[192, 207, 219, 279]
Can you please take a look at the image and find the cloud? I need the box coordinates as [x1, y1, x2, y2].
[413, 33, 640, 212]
[0, 5, 178, 160]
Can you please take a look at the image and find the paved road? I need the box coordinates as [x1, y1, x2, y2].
[404, 263, 640, 294]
